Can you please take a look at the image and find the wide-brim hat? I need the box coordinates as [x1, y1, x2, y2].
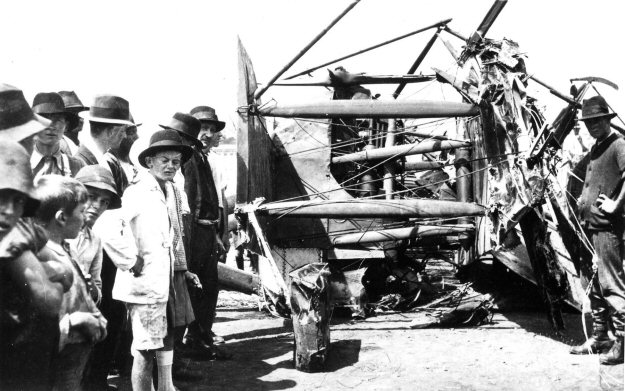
[578, 95, 618, 121]
[138, 129, 193, 168]
[159, 112, 203, 149]
[0, 141, 40, 216]
[74, 165, 121, 209]
[32, 92, 68, 116]
[79, 94, 134, 126]
[0, 84, 50, 142]
[190, 106, 225, 131]
[58, 91, 88, 113]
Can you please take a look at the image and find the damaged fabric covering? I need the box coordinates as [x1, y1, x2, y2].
[459, 37, 576, 325]
[408, 284, 493, 329]
[290, 263, 332, 372]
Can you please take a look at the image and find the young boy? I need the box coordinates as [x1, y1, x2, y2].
[0, 141, 67, 390]
[35, 175, 108, 391]
[70, 165, 122, 304]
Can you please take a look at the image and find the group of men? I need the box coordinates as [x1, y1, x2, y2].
[0, 83, 231, 391]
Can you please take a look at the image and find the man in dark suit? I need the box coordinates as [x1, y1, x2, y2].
[160, 112, 230, 359]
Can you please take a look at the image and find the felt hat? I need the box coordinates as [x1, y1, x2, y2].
[32, 92, 68, 116]
[58, 91, 88, 113]
[190, 106, 225, 131]
[80, 95, 134, 126]
[0, 84, 50, 142]
[578, 95, 617, 121]
[74, 165, 121, 209]
[159, 112, 203, 149]
[0, 141, 40, 216]
[138, 129, 193, 168]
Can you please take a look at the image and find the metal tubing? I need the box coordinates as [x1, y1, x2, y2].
[257, 199, 486, 219]
[258, 100, 479, 119]
[332, 139, 470, 164]
[254, 0, 360, 100]
[404, 161, 445, 171]
[274, 74, 436, 86]
[393, 26, 443, 99]
[331, 224, 474, 245]
[284, 18, 452, 80]
[383, 119, 397, 199]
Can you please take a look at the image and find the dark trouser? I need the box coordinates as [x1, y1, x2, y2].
[1, 314, 59, 391]
[86, 250, 127, 387]
[582, 229, 625, 336]
[187, 223, 219, 339]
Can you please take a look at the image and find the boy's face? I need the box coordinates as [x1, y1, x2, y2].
[0, 189, 26, 241]
[84, 187, 111, 227]
[36, 113, 67, 147]
[63, 202, 87, 240]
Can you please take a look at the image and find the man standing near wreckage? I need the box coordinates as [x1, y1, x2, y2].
[571, 95, 625, 365]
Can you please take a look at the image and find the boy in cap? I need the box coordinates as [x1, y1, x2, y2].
[35, 175, 107, 390]
[70, 165, 122, 304]
[570, 95, 625, 365]
[31, 92, 84, 180]
[0, 141, 68, 390]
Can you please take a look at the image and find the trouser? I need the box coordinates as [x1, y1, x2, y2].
[53, 342, 92, 391]
[187, 223, 219, 338]
[0, 314, 59, 391]
[86, 250, 127, 387]
[581, 229, 625, 336]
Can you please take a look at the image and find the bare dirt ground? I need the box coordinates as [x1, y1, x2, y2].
[111, 290, 624, 391]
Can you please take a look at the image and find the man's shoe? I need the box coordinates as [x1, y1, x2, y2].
[599, 337, 624, 365]
[570, 337, 613, 355]
[210, 331, 225, 345]
[172, 364, 204, 381]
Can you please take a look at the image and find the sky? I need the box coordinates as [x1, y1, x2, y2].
[2, 0, 624, 146]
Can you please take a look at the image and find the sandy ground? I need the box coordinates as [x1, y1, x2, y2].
[111, 291, 624, 391]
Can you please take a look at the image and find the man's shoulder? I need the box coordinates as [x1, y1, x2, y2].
[74, 145, 97, 165]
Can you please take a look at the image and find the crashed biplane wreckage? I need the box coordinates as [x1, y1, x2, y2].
[226, 0, 622, 339]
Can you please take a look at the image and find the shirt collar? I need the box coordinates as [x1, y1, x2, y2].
[30, 144, 63, 169]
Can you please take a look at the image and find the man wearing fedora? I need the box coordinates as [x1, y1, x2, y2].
[78, 94, 135, 391]
[58, 90, 88, 156]
[570, 95, 625, 365]
[111, 114, 141, 186]
[190, 106, 229, 346]
[160, 112, 230, 359]
[31, 92, 85, 180]
[112, 129, 196, 391]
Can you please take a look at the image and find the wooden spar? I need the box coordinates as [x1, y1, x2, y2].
[443, 26, 468, 41]
[217, 263, 260, 294]
[383, 119, 397, 199]
[253, 0, 360, 100]
[284, 18, 452, 80]
[473, 0, 508, 40]
[331, 139, 470, 164]
[404, 161, 444, 171]
[258, 100, 479, 119]
[403, 131, 453, 140]
[274, 74, 436, 86]
[393, 26, 444, 99]
[256, 199, 486, 218]
[529, 75, 578, 106]
[331, 224, 474, 245]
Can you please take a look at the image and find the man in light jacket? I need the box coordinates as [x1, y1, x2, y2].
[112, 129, 194, 391]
